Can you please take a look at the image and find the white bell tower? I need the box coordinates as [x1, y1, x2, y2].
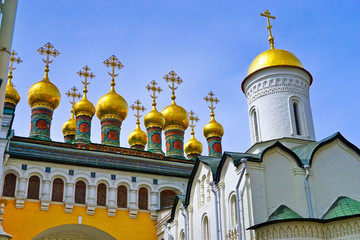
[242, 10, 315, 146]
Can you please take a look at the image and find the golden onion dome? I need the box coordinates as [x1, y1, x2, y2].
[161, 102, 189, 130]
[203, 116, 224, 139]
[5, 80, 20, 106]
[62, 112, 76, 136]
[185, 134, 203, 156]
[96, 88, 128, 121]
[27, 75, 60, 110]
[144, 106, 165, 129]
[73, 96, 95, 118]
[247, 49, 304, 76]
[128, 124, 148, 147]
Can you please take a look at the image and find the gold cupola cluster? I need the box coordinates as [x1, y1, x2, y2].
[128, 100, 148, 150]
[5, 51, 22, 109]
[185, 111, 203, 160]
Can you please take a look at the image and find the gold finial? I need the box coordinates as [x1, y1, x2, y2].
[146, 80, 162, 107]
[189, 110, 199, 135]
[260, 9, 276, 49]
[66, 86, 82, 108]
[103, 55, 124, 89]
[77, 65, 95, 97]
[8, 50, 22, 82]
[131, 100, 146, 125]
[163, 70, 183, 103]
[37, 42, 60, 75]
[204, 91, 219, 117]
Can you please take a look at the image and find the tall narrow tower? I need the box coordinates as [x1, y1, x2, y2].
[242, 10, 315, 145]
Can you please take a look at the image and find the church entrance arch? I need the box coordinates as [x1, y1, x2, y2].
[33, 224, 116, 240]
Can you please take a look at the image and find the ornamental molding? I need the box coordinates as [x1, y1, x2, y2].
[245, 76, 310, 105]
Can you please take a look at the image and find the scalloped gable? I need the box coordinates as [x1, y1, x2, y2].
[260, 141, 303, 167]
[292, 132, 360, 166]
[268, 205, 303, 221]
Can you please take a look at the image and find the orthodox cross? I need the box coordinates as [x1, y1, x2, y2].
[189, 110, 199, 135]
[8, 50, 22, 81]
[204, 91, 219, 117]
[146, 80, 162, 107]
[103, 55, 123, 88]
[131, 100, 146, 125]
[37, 42, 60, 71]
[163, 70, 182, 102]
[66, 86, 82, 107]
[77, 65, 95, 97]
[260, 9, 276, 49]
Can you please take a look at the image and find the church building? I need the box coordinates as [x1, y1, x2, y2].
[0, 2, 359, 240]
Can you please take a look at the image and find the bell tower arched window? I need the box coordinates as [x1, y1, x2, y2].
[251, 109, 260, 143]
[293, 102, 302, 135]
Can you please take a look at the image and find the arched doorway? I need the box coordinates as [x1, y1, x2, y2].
[33, 224, 116, 240]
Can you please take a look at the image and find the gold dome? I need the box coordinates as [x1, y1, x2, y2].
[185, 134, 203, 156]
[247, 49, 304, 76]
[144, 106, 165, 129]
[27, 75, 60, 110]
[96, 88, 128, 121]
[161, 102, 189, 130]
[62, 112, 76, 136]
[73, 96, 95, 117]
[128, 124, 148, 147]
[5, 80, 20, 106]
[203, 116, 224, 139]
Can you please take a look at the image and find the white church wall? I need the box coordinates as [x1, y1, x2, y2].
[311, 139, 360, 218]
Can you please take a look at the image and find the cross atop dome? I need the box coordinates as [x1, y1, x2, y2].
[37, 42, 60, 73]
[103, 55, 123, 88]
[77, 65, 95, 96]
[146, 80, 162, 107]
[163, 70, 182, 102]
[189, 110, 199, 135]
[204, 91, 219, 117]
[260, 9, 276, 49]
[131, 100, 146, 125]
[66, 86, 82, 107]
[8, 50, 22, 80]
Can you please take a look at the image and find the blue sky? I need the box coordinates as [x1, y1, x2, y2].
[10, 0, 360, 152]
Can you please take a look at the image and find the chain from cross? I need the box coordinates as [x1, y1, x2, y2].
[204, 91, 219, 117]
[146, 80, 162, 106]
[66, 86, 82, 107]
[37, 42, 60, 68]
[189, 110, 199, 134]
[130, 100, 146, 124]
[77, 65, 95, 95]
[8, 50, 22, 82]
[260, 9, 276, 49]
[103, 55, 123, 87]
[163, 70, 183, 101]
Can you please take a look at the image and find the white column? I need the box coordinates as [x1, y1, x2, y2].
[41, 179, 51, 211]
[150, 191, 158, 220]
[107, 187, 117, 217]
[0, 0, 19, 119]
[128, 188, 138, 218]
[15, 177, 26, 199]
[64, 182, 74, 213]
[86, 184, 96, 215]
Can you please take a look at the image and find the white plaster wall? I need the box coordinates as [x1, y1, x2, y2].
[243, 67, 315, 144]
[311, 139, 360, 218]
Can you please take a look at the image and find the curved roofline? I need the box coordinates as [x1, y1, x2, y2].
[260, 141, 303, 168]
[241, 65, 313, 93]
[167, 194, 185, 223]
[308, 132, 360, 166]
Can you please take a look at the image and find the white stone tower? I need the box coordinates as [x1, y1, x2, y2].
[242, 10, 315, 146]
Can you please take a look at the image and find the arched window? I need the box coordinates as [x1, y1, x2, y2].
[202, 215, 210, 240]
[51, 178, 64, 202]
[3, 173, 16, 197]
[27, 175, 40, 199]
[138, 187, 148, 210]
[117, 185, 127, 208]
[293, 102, 302, 135]
[160, 190, 176, 209]
[75, 180, 86, 204]
[251, 109, 259, 143]
[230, 194, 238, 228]
[97, 183, 107, 206]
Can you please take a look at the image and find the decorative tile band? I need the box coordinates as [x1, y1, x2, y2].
[165, 128, 185, 159]
[74, 115, 92, 144]
[64, 135, 75, 144]
[29, 106, 53, 141]
[147, 126, 164, 154]
[101, 117, 122, 147]
[207, 136, 222, 157]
